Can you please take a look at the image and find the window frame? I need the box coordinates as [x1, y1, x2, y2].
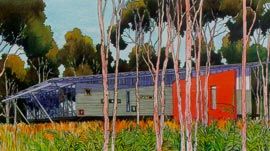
[211, 85, 217, 110]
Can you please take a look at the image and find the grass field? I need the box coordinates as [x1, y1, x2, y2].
[0, 120, 269, 151]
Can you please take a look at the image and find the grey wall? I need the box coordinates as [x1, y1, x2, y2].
[75, 83, 252, 117]
[76, 84, 173, 117]
[236, 90, 252, 115]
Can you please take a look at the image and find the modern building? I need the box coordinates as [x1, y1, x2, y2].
[2, 63, 258, 123]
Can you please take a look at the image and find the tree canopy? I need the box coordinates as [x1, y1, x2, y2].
[5, 55, 26, 81]
[60, 28, 97, 76]
[0, 0, 45, 46]
[219, 34, 267, 64]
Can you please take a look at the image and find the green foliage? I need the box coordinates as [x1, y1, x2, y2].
[116, 127, 156, 151]
[110, 0, 153, 50]
[128, 44, 175, 71]
[0, 0, 57, 94]
[63, 64, 93, 77]
[75, 64, 93, 76]
[5, 55, 26, 81]
[128, 43, 156, 71]
[226, 0, 270, 41]
[46, 41, 59, 65]
[0, 54, 27, 98]
[192, 39, 223, 66]
[94, 44, 114, 74]
[219, 34, 268, 64]
[197, 121, 241, 151]
[246, 121, 270, 151]
[15, 0, 60, 83]
[163, 126, 181, 150]
[0, 0, 45, 45]
[60, 28, 96, 76]
[21, 20, 54, 58]
[63, 67, 76, 77]
[117, 59, 130, 72]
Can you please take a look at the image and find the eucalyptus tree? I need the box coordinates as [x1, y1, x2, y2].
[111, 1, 126, 150]
[0, 54, 26, 123]
[242, 0, 248, 150]
[60, 28, 96, 77]
[97, 0, 121, 150]
[0, 0, 45, 77]
[20, 20, 59, 83]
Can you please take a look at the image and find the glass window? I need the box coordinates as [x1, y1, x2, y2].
[211, 86, 217, 109]
[126, 91, 130, 112]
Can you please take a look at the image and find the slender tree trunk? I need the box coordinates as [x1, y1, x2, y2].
[38, 58, 41, 83]
[135, 11, 145, 125]
[241, 0, 247, 150]
[201, 20, 217, 126]
[5, 72, 10, 124]
[194, 1, 203, 150]
[203, 48, 211, 125]
[42, 58, 45, 82]
[5, 102, 10, 124]
[160, 5, 171, 143]
[111, 3, 122, 150]
[133, 12, 142, 125]
[0, 55, 9, 78]
[98, 0, 110, 150]
[173, 1, 185, 150]
[13, 100, 17, 126]
[256, 35, 268, 124]
[265, 36, 270, 126]
[111, 42, 119, 151]
[160, 56, 168, 146]
[153, 65, 162, 151]
[185, 0, 193, 149]
[200, 80, 203, 120]
[0, 45, 16, 78]
[135, 42, 140, 125]
[153, 1, 164, 150]
[255, 67, 260, 119]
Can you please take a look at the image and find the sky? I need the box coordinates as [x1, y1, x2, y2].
[44, 0, 135, 61]
[44, 0, 229, 67]
[44, 0, 101, 47]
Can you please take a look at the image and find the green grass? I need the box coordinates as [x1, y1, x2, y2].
[0, 120, 269, 151]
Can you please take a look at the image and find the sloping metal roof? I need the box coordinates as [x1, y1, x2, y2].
[2, 62, 260, 102]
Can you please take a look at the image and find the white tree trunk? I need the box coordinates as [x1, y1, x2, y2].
[98, 0, 110, 150]
[265, 36, 270, 126]
[153, 1, 164, 150]
[241, 0, 247, 150]
[135, 44, 140, 125]
[173, 1, 185, 150]
[111, 3, 122, 149]
[194, 1, 204, 150]
[5, 73, 10, 124]
[185, 0, 193, 149]
[160, 10, 171, 144]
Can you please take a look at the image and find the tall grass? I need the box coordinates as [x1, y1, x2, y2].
[0, 120, 269, 150]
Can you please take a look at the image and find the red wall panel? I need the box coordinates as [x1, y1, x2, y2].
[172, 70, 237, 123]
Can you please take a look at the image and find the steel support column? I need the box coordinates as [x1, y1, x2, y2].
[31, 93, 54, 123]
[15, 104, 30, 124]
[13, 100, 17, 126]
